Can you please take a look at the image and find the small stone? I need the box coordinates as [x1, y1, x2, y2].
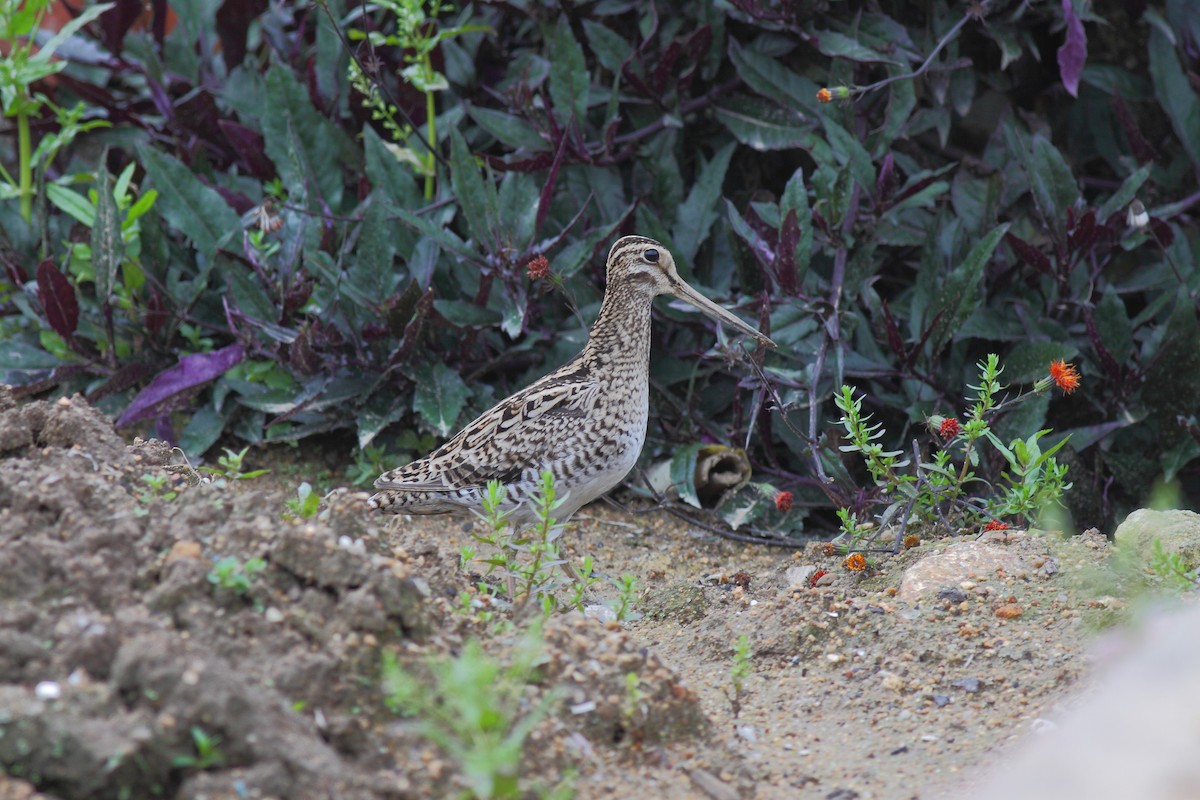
[584, 604, 617, 623]
[264, 607, 285, 623]
[166, 540, 202, 564]
[995, 603, 1024, 619]
[952, 677, 982, 693]
[932, 695, 950, 707]
[35, 680, 62, 700]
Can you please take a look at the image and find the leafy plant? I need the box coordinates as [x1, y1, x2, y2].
[833, 355, 1074, 552]
[171, 726, 226, 770]
[199, 447, 270, 482]
[0, 0, 112, 222]
[207, 556, 267, 596]
[1148, 539, 1199, 591]
[284, 481, 321, 519]
[728, 634, 752, 717]
[382, 631, 555, 800]
[1, 0, 1197, 531]
[137, 473, 177, 505]
[347, 0, 490, 199]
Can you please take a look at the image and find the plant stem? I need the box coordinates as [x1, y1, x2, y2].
[17, 107, 32, 223]
[423, 55, 436, 200]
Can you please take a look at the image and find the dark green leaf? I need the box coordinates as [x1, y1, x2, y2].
[1149, 27, 1200, 170]
[821, 117, 875, 195]
[410, 363, 471, 437]
[433, 299, 502, 327]
[728, 42, 818, 111]
[780, 168, 813, 278]
[713, 95, 821, 154]
[449, 127, 493, 245]
[669, 443, 705, 508]
[929, 223, 1010, 354]
[1093, 287, 1132, 364]
[363, 127, 422, 209]
[137, 145, 239, 256]
[1005, 341, 1074, 383]
[673, 142, 735, 265]
[350, 194, 399, 305]
[548, 15, 588, 125]
[261, 65, 355, 208]
[91, 156, 123, 305]
[1097, 163, 1152, 223]
[467, 105, 547, 151]
[582, 19, 632, 75]
[1029, 135, 1078, 223]
[813, 29, 903, 65]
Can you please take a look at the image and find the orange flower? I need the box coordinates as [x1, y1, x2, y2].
[821, 542, 837, 557]
[775, 491, 794, 512]
[938, 417, 961, 440]
[844, 552, 867, 571]
[526, 254, 550, 280]
[984, 520, 1009, 532]
[817, 88, 833, 104]
[1049, 359, 1081, 394]
[903, 534, 920, 549]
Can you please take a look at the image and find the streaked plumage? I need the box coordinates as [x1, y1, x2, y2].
[369, 235, 775, 523]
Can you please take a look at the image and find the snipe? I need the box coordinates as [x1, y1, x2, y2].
[369, 235, 775, 523]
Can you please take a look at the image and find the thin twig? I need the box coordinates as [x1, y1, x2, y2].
[849, 4, 984, 97]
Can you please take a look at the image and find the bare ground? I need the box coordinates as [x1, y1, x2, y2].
[0, 389, 1129, 799]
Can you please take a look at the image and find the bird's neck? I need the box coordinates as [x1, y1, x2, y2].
[583, 282, 656, 372]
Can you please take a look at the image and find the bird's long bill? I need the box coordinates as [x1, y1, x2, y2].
[670, 280, 777, 348]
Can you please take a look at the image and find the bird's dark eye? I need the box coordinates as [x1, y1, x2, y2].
[644, 248, 659, 263]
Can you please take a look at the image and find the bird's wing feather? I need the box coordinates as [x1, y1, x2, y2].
[374, 368, 599, 492]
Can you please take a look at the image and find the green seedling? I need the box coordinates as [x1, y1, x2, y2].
[171, 726, 225, 770]
[200, 446, 270, 481]
[284, 481, 321, 519]
[207, 556, 267, 595]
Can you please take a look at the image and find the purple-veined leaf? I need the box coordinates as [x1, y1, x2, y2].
[1005, 233, 1054, 277]
[536, 131, 569, 234]
[776, 209, 800, 296]
[218, 119, 274, 180]
[1057, 0, 1087, 98]
[117, 343, 245, 427]
[36, 260, 79, 339]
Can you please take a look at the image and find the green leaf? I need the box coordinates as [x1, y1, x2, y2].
[432, 299, 502, 327]
[31, 3, 113, 62]
[363, 127, 422, 209]
[357, 394, 406, 450]
[582, 19, 632, 75]
[349, 194, 399, 305]
[1093, 287, 1132, 364]
[45, 184, 95, 226]
[928, 223, 1010, 355]
[821, 117, 876, 195]
[410, 363, 471, 437]
[1149, 27, 1200, 170]
[713, 95, 821, 154]
[673, 142, 735, 265]
[813, 29, 904, 65]
[466, 105, 547, 151]
[669, 443, 705, 509]
[1005, 341, 1073, 383]
[449, 127, 494, 246]
[137, 145, 239, 256]
[728, 42, 819, 111]
[1097, 163, 1153, 223]
[548, 15, 588, 126]
[91, 156, 123, 304]
[781, 167, 813, 277]
[261, 65, 354, 208]
[1029, 135, 1078, 223]
[179, 405, 227, 459]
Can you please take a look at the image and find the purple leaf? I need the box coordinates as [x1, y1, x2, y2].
[218, 120, 275, 180]
[776, 209, 800, 295]
[117, 343, 245, 427]
[536, 132, 569, 234]
[1005, 233, 1054, 277]
[98, 0, 143, 56]
[36, 260, 79, 339]
[1057, 0, 1087, 98]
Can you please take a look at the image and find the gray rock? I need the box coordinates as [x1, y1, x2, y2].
[898, 542, 1032, 602]
[1113, 508, 1200, 571]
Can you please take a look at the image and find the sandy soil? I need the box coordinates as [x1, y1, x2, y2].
[0, 389, 1127, 800]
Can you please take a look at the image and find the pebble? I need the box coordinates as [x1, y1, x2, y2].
[264, 607, 284, 623]
[584, 604, 617, 623]
[35, 680, 61, 700]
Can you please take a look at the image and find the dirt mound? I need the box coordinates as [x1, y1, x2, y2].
[0, 390, 732, 799]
